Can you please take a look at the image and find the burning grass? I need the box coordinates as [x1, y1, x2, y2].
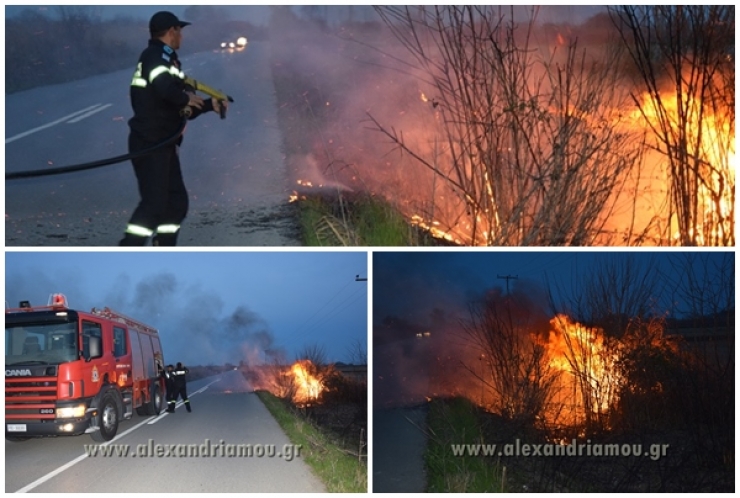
[269, 7, 734, 246]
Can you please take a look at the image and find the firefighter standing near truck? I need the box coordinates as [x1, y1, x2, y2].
[120, 11, 228, 246]
[172, 362, 192, 412]
[162, 364, 177, 413]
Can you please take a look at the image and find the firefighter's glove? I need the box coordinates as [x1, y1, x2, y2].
[186, 92, 205, 110]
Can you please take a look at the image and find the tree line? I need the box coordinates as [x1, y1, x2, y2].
[6, 6, 267, 94]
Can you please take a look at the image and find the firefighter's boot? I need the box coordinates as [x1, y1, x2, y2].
[119, 233, 148, 246]
[152, 231, 179, 246]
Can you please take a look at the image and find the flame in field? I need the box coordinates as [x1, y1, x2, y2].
[629, 89, 735, 244]
[539, 314, 623, 429]
[395, 82, 734, 246]
[287, 359, 325, 405]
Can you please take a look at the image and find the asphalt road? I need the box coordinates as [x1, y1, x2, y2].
[5, 370, 325, 493]
[5, 42, 301, 246]
[373, 406, 428, 493]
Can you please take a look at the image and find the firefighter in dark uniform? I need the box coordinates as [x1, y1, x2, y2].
[120, 11, 227, 246]
[172, 362, 191, 412]
[162, 364, 177, 413]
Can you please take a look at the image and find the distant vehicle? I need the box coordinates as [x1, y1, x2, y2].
[5, 294, 166, 442]
[220, 37, 248, 52]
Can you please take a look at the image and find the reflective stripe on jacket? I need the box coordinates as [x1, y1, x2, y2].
[128, 39, 189, 144]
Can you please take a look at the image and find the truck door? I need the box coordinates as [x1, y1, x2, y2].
[80, 320, 104, 396]
[113, 326, 132, 388]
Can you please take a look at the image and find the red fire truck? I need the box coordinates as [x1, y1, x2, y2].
[5, 294, 165, 442]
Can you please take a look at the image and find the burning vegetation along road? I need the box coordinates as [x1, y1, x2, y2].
[271, 5, 734, 246]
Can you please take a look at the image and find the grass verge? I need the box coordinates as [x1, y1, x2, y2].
[257, 390, 367, 492]
[298, 193, 442, 246]
[425, 397, 506, 493]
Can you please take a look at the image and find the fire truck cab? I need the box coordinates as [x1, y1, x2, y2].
[5, 294, 165, 442]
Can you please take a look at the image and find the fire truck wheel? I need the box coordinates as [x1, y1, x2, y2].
[146, 384, 163, 415]
[91, 393, 119, 442]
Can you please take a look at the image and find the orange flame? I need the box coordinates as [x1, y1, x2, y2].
[630, 89, 735, 244]
[539, 314, 623, 429]
[288, 359, 325, 405]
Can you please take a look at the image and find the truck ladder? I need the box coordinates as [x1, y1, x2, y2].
[91, 307, 159, 335]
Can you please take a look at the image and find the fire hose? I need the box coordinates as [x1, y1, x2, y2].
[6, 78, 234, 181]
[5, 119, 187, 181]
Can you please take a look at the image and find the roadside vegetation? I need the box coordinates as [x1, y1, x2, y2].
[6, 6, 267, 94]
[257, 390, 367, 492]
[269, 6, 734, 246]
[425, 397, 507, 493]
[421, 253, 733, 492]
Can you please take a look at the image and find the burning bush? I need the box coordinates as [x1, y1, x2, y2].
[538, 314, 624, 433]
[266, 359, 334, 406]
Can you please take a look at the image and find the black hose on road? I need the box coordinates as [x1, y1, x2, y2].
[5, 119, 187, 181]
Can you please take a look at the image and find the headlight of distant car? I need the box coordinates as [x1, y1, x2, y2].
[236, 37, 248, 47]
[229, 42, 236, 49]
[220, 42, 227, 49]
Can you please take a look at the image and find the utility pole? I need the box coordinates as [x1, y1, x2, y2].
[497, 274, 518, 294]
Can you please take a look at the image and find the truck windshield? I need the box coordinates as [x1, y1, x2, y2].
[5, 322, 78, 365]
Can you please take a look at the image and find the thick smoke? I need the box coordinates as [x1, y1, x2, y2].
[6, 268, 281, 367]
[374, 274, 553, 409]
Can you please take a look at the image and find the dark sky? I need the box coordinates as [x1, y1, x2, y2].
[5, 251, 368, 366]
[373, 251, 734, 326]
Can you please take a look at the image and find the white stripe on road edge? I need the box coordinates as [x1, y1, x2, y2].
[5, 104, 104, 144]
[66, 103, 112, 123]
[147, 378, 219, 425]
[15, 378, 220, 492]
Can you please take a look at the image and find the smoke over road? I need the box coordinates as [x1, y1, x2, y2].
[373, 253, 552, 408]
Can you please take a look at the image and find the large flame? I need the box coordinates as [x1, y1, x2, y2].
[288, 359, 325, 405]
[630, 89, 735, 244]
[539, 315, 623, 429]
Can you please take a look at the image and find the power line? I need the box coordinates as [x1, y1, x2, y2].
[283, 276, 365, 343]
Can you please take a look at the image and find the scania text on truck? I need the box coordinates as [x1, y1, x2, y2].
[5, 294, 165, 442]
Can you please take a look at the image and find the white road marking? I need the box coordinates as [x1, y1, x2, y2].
[15, 415, 155, 493]
[14, 378, 222, 492]
[66, 103, 112, 123]
[5, 104, 104, 144]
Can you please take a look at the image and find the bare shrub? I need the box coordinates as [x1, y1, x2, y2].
[370, 6, 644, 245]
